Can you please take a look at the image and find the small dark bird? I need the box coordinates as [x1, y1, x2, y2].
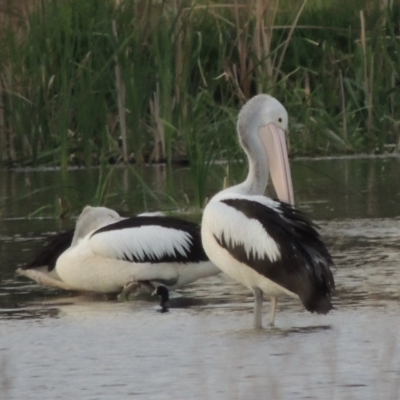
[154, 286, 169, 313]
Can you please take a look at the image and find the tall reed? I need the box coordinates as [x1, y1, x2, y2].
[0, 0, 399, 170]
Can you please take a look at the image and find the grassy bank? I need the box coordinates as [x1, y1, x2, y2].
[0, 0, 399, 168]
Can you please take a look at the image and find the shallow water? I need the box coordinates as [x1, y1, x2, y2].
[1, 157, 400, 399]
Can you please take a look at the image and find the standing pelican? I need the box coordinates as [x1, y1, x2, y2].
[18, 206, 220, 295]
[201, 94, 334, 328]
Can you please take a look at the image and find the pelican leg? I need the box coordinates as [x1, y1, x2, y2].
[270, 296, 277, 327]
[253, 287, 264, 329]
[118, 280, 155, 301]
[137, 280, 156, 294]
[118, 281, 141, 301]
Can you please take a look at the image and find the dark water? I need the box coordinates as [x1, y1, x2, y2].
[1, 156, 400, 399]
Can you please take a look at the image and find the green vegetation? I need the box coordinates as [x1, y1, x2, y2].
[0, 0, 399, 170]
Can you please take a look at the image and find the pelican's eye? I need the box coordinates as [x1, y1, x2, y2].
[278, 117, 282, 123]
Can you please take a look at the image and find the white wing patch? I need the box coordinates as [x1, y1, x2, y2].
[89, 225, 193, 262]
[206, 200, 281, 262]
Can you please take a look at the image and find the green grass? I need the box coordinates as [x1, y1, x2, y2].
[0, 0, 399, 171]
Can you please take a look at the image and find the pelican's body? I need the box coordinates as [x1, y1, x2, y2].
[18, 206, 220, 294]
[201, 94, 334, 328]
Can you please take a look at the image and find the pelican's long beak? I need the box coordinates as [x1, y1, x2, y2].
[258, 123, 295, 205]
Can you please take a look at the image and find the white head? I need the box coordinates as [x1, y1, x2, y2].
[237, 94, 288, 145]
[71, 206, 121, 246]
[235, 94, 294, 204]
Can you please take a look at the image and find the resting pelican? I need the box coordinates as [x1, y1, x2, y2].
[201, 94, 334, 328]
[18, 206, 220, 295]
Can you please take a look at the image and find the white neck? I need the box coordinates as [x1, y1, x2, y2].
[70, 207, 121, 247]
[71, 218, 91, 247]
[221, 135, 269, 197]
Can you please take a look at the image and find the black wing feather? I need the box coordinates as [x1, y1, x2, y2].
[217, 199, 335, 314]
[22, 230, 74, 272]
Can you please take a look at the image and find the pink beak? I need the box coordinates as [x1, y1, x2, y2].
[258, 123, 295, 205]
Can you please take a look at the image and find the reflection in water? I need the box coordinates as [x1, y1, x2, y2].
[0, 156, 399, 219]
[1, 156, 400, 399]
[0, 306, 60, 320]
[293, 156, 400, 219]
[274, 324, 333, 336]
